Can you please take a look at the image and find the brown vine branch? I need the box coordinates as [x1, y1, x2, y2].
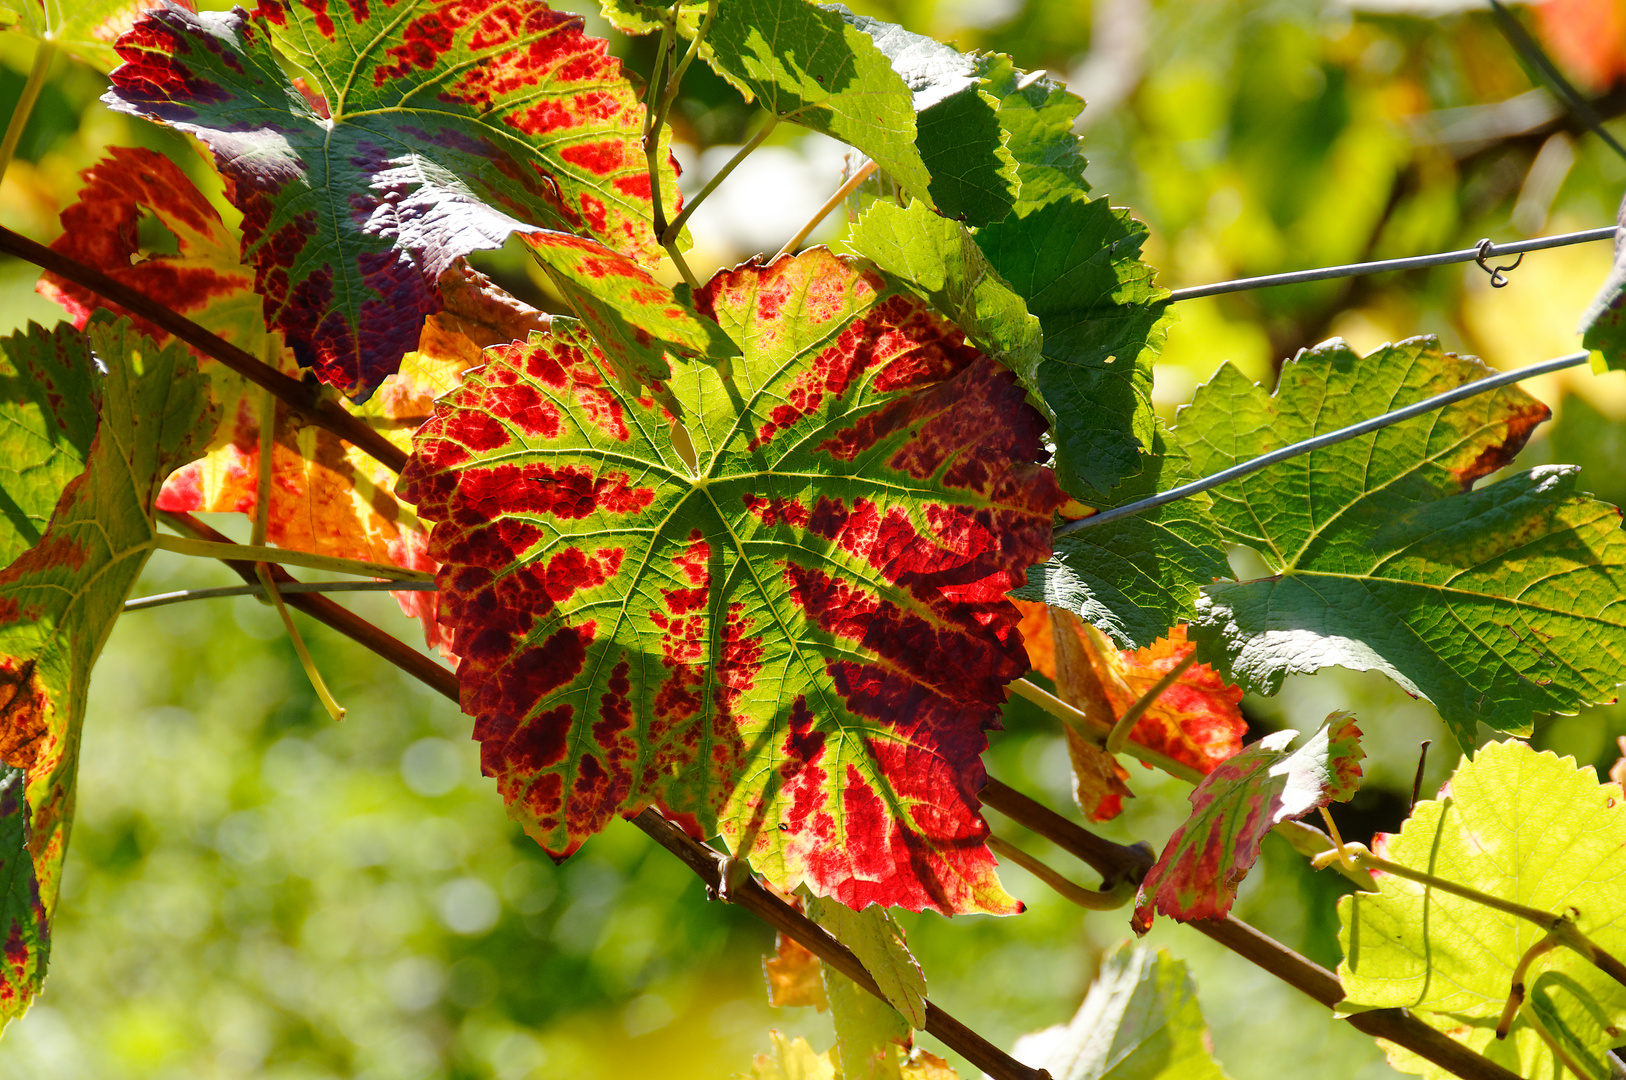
[157, 512, 456, 700]
[981, 775, 1521, 1080]
[629, 807, 1049, 1080]
[0, 225, 409, 473]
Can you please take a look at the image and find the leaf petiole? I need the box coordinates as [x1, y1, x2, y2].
[660, 115, 779, 245]
[1007, 677, 1203, 783]
[153, 534, 434, 582]
[0, 41, 55, 186]
[1519, 1000, 1598, 1080]
[1104, 650, 1198, 755]
[1497, 931, 1560, 1039]
[774, 158, 877, 261]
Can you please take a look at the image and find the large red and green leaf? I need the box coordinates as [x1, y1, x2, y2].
[1179, 337, 1626, 750]
[0, 320, 214, 1024]
[1131, 712, 1363, 931]
[102, 0, 686, 397]
[402, 249, 1068, 914]
[0, 764, 45, 1028]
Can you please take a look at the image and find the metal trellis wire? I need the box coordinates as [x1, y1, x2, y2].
[125, 579, 438, 612]
[1056, 349, 1594, 537]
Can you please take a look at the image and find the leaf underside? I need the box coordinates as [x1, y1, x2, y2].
[1178, 336, 1626, 749]
[103, 0, 682, 397]
[402, 249, 1067, 915]
[1338, 740, 1626, 1080]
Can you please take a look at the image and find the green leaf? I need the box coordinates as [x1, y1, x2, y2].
[401, 250, 1070, 915]
[1016, 427, 1228, 650]
[0, 0, 150, 70]
[0, 323, 102, 570]
[1338, 740, 1626, 1080]
[1175, 336, 1626, 749]
[0, 764, 46, 1028]
[1579, 195, 1626, 370]
[103, 0, 684, 398]
[974, 195, 1172, 499]
[843, 199, 1041, 388]
[0, 319, 214, 1027]
[1132, 712, 1363, 931]
[1012, 942, 1230, 1080]
[807, 896, 926, 1029]
[824, 962, 908, 1080]
[974, 54, 1090, 214]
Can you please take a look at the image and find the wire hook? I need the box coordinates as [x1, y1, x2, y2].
[1476, 238, 1524, 288]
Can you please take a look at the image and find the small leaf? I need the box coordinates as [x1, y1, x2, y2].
[1132, 712, 1363, 931]
[807, 896, 927, 1029]
[1018, 428, 1228, 651]
[1047, 607, 1132, 822]
[825, 963, 909, 1080]
[1582, 193, 1626, 369]
[1012, 942, 1229, 1080]
[0, 319, 215, 1026]
[1177, 336, 1626, 749]
[746, 1032, 839, 1080]
[974, 195, 1172, 499]
[1338, 740, 1626, 1080]
[104, 0, 682, 397]
[764, 932, 828, 1010]
[0, 324, 102, 570]
[0, 764, 47, 1028]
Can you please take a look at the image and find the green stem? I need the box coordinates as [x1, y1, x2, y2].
[985, 833, 1133, 910]
[1520, 1001, 1598, 1080]
[256, 563, 346, 721]
[153, 534, 433, 582]
[1104, 650, 1198, 754]
[1497, 931, 1559, 1039]
[1007, 677, 1203, 783]
[1333, 845, 1559, 925]
[660, 116, 779, 245]
[774, 158, 877, 261]
[0, 42, 56, 186]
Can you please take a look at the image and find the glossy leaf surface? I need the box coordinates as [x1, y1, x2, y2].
[1133, 712, 1363, 930]
[0, 324, 102, 570]
[1339, 740, 1626, 1080]
[103, 0, 682, 396]
[402, 250, 1066, 914]
[1179, 336, 1626, 749]
[0, 321, 213, 1027]
[1011, 942, 1229, 1080]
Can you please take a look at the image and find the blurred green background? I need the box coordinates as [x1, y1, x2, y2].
[4, 0, 1626, 1076]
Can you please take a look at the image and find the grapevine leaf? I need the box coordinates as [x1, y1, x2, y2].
[747, 1032, 838, 1080]
[764, 931, 828, 1010]
[525, 233, 740, 390]
[1175, 336, 1626, 749]
[1016, 427, 1228, 651]
[402, 249, 1068, 914]
[1011, 943, 1229, 1080]
[1132, 712, 1363, 931]
[834, 8, 1018, 226]
[1046, 607, 1132, 822]
[1580, 193, 1626, 370]
[974, 195, 1173, 499]
[1010, 598, 1054, 681]
[807, 895, 927, 1029]
[103, 0, 683, 397]
[0, 764, 46, 1028]
[898, 1050, 960, 1079]
[0, 0, 161, 70]
[0, 324, 102, 570]
[0, 320, 214, 1026]
[825, 961, 909, 1080]
[975, 55, 1090, 214]
[1338, 740, 1626, 1080]
[844, 199, 1042, 394]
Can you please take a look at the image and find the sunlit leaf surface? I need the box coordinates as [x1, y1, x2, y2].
[402, 250, 1067, 914]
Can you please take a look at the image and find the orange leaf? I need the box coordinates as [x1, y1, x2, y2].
[1040, 608, 1246, 821]
[1537, 0, 1626, 92]
[763, 933, 829, 1011]
[1012, 598, 1056, 681]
